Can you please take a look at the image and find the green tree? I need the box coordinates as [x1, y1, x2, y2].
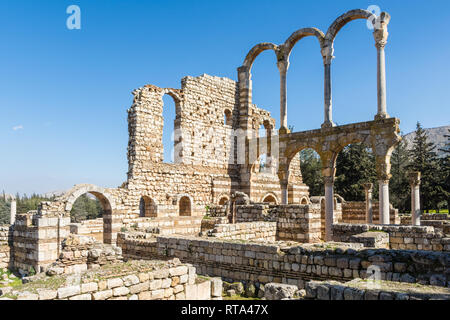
[70, 194, 104, 223]
[0, 197, 10, 224]
[438, 128, 450, 212]
[407, 122, 441, 212]
[390, 137, 411, 212]
[299, 149, 323, 196]
[334, 143, 377, 201]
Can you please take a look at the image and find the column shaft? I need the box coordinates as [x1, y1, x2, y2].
[10, 200, 16, 225]
[281, 182, 288, 205]
[376, 46, 388, 118]
[323, 63, 333, 125]
[378, 180, 390, 224]
[279, 69, 288, 130]
[364, 183, 373, 224]
[324, 182, 334, 241]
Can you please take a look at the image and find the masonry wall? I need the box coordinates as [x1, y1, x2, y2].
[235, 204, 321, 243]
[4, 263, 217, 300]
[0, 225, 11, 269]
[11, 213, 70, 273]
[332, 223, 450, 251]
[341, 202, 400, 224]
[117, 234, 450, 288]
[208, 222, 277, 241]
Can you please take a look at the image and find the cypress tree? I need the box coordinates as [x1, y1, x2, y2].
[390, 137, 411, 212]
[334, 143, 377, 201]
[407, 122, 441, 212]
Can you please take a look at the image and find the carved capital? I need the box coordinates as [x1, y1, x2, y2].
[323, 176, 335, 186]
[373, 27, 389, 49]
[409, 171, 421, 186]
[321, 41, 334, 65]
[364, 183, 373, 192]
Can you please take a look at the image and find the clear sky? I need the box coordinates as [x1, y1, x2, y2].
[1, 0, 449, 195]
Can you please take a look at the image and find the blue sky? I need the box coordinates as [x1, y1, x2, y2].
[1, 0, 449, 195]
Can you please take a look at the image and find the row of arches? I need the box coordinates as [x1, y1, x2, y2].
[216, 193, 309, 206]
[139, 195, 192, 217]
[239, 9, 391, 131]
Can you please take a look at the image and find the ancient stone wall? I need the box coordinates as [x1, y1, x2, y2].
[0, 225, 12, 270]
[332, 224, 450, 251]
[305, 278, 450, 300]
[208, 222, 277, 241]
[0, 245, 10, 270]
[46, 235, 123, 275]
[69, 219, 103, 242]
[235, 204, 321, 243]
[341, 201, 400, 224]
[117, 234, 450, 288]
[1, 260, 218, 300]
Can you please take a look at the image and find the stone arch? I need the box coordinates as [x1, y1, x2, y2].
[325, 9, 377, 43]
[283, 27, 325, 60]
[300, 197, 309, 205]
[242, 42, 279, 71]
[139, 196, 157, 217]
[62, 184, 116, 244]
[261, 193, 278, 205]
[179, 195, 192, 216]
[285, 145, 322, 174]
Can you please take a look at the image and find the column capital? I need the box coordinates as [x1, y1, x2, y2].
[373, 27, 389, 49]
[364, 183, 373, 192]
[323, 176, 335, 186]
[378, 178, 390, 185]
[408, 171, 421, 186]
[321, 41, 335, 65]
[276, 58, 290, 74]
[373, 12, 390, 49]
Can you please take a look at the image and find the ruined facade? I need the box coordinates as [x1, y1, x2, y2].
[2, 10, 449, 300]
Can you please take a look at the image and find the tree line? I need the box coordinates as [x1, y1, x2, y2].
[299, 122, 450, 213]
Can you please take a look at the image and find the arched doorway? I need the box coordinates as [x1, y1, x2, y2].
[139, 196, 157, 217]
[179, 196, 191, 216]
[69, 191, 113, 244]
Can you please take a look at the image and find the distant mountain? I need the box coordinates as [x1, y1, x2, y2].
[403, 125, 450, 157]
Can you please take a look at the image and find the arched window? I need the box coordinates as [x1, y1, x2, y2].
[179, 196, 191, 216]
[224, 109, 232, 126]
[139, 196, 157, 217]
[262, 194, 277, 204]
[301, 197, 308, 204]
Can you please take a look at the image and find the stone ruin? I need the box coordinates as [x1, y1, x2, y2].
[1, 9, 449, 300]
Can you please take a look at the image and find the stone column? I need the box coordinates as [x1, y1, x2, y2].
[378, 179, 390, 224]
[321, 40, 335, 128]
[10, 199, 16, 225]
[373, 13, 391, 120]
[280, 181, 288, 205]
[409, 171, 421, 226]
[277, 57, 289, 133]
[324, 176, 334, 241]
[278, 169, 289, 205]
[364, 183, 373, 224]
